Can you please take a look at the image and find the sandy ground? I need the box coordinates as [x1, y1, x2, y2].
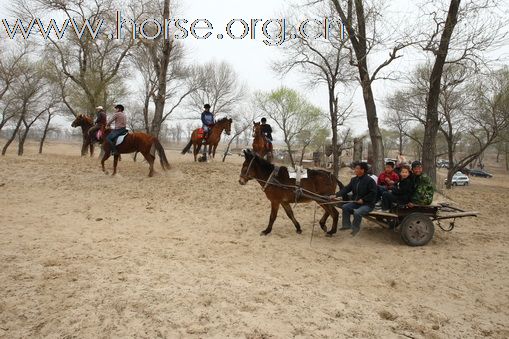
[0, 141, 508, 338]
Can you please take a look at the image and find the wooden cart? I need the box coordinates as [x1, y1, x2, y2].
[364, 203, 479, 246]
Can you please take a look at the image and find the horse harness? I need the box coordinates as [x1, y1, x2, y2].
[263, 166, 280, 192]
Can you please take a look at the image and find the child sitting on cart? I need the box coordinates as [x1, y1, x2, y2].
[381, 164, 414, 212]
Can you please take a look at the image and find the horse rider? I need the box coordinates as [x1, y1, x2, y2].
[260, 117, 273, 149]
[88, 106, 107, 142]
[106, 104, 128, 156]
[201, 104, 215, 143]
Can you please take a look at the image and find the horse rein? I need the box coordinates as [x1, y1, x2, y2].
[241, 156, 256, 180]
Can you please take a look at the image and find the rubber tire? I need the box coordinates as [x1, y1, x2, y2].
[400, 213, 435, 246]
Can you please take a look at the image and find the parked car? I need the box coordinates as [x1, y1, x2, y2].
[436, 159, 450, 168]
[468, 169, 493, 178]
[444, 172, 470, 186]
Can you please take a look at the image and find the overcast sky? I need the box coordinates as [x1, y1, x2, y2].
[1, 0, 508, 137]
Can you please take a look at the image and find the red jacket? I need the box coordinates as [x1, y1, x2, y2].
[377, 171, 400, 189]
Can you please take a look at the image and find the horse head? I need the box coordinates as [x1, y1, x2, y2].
[71, 114, 92, 128]
[252, 121, 261, 136]
[239, 149, 256, 185]
[217, 117, 233, 135]
[71, 114, 82, 128]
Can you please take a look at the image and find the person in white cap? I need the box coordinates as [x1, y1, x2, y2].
[88, 106, 107, 142]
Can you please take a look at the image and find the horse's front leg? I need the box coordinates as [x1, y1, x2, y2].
[81, 138, 87, 156]
[261, 200, 280, 236]
[319, 209, 330, 232]
[281, 202, 302, 234]
[325, 205, 340, 236]
[90, 142, 94, 157]
[212, 144, 218, 158]
[101, 151, 110, 174]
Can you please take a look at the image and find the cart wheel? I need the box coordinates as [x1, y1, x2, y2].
[400, 213, 434, 246]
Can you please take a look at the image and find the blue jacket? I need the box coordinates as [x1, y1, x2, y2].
[201, 111, 214, 126]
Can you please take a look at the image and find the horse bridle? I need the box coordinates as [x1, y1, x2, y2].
[241, 156, 256, 179]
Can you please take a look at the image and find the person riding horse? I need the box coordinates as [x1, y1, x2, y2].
[201, 104, 215, 143]
[88, 106, 107, 143]
[260, 118, 273, 150]
[107, 104, 128, 156]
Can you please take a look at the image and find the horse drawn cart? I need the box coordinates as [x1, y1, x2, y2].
[359, 203, 479, 246]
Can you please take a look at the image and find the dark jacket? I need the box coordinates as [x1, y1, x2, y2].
[337, 174, 378, 207]
[261, 123, 273, 141]
[391, 175, 414, 204]
[201, 110, 214, 126]
[95, 110, 107, 126]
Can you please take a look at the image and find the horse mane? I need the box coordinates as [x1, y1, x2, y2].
[246, 149, 273, 172]
[81, 114, 93, 124]
[216, 117, 230, 123]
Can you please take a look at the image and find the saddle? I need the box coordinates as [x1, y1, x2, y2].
[289, 166, 308, 185]
[198, 126, 213, 141]
[113, 130, 129, 146]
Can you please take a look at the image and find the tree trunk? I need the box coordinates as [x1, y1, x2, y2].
[39, 113, 53, 154]
[18, 125, 30, 156]
[285, 139, 296, 168]
[329, 87, 340, 177]
[149, 0, 172, 138]
[399, 131, 403, 155]
[505, 142, 508, 171]
[359, 70, 385, 174]
[2, 115, 23, 155]
[367, 142, 374, 164]
[222, 133, 241, 162]
[422, 0, 461, 185]
[353, 138, 363, 162]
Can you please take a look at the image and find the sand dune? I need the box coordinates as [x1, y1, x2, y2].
[0, 141, 508, 338]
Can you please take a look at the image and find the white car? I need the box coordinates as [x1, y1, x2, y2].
[445, 172, 470, 186]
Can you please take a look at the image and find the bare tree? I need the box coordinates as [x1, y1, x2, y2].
[0, 44, 27, 132]
[188, 61, 246, 117]
[39, 109, 56, 154]
[329, 0, 413, 174]
[418, 0, 507, 183]
[10, 0, 137, 154]
[385, 91, 411, 156]
[222, 108, 260, 162]
[256, 87, 324, 168]
[2, 60, 53, 155]
[448, 70, 509, 178]
[133, 0, 202, 137]
[275, 1, 355, 176]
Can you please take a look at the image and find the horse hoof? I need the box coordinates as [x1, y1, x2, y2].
[319, 223, 327, 232]
[260, 231, 269, 236]
[296, 229, 302, 234]
[325, 233, 334, 238]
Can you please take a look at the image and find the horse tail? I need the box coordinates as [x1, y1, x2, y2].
[153, 139, 171, 170]
[181, 138, 192, 155]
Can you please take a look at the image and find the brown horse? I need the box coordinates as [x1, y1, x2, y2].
[238, 149, 344, 236]
[252, 122, 273, 162]
[101, 129, 170, 177]
[181, 117, 232, 161]
[71, 114, 95, 156]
